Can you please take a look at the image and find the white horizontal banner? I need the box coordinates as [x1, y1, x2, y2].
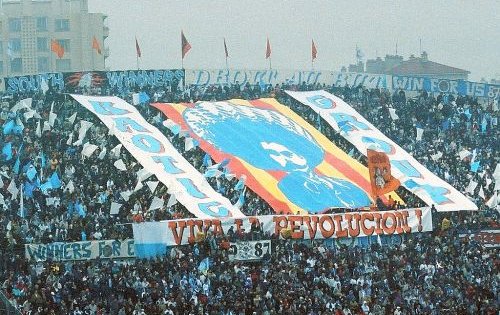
[133, 208, 432, 257]
[71, 94, 246, 218]
[25, 239, 135, 262]
[286, 90, 477, 211]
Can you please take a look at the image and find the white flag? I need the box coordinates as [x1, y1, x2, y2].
[48, 113, 57, 127]
[78, 120, 93, 142]
[458, 149, 472, 160]
[146, 181, 159, 193]
[431, 152, 443, 161]
[35, 120, 41, 138]
[465, 180, 477, 194]
[7, 180, 18, 199]
[134, 181, 143, 192]
[41, 78, 49, 94]
[136, 168, 153, 181]
[486, 192, 498, 208]
[388, 108, 399, 120]
[416, 127, 424, 141]
[67, 113, 77, 125]
[167, 193, 177, 207]
[478, 186, 485, 199]
[113, 159, 127, 171]
[0, 193, 5, 206]
[42, 121, 51, 132]
[10, 98, 32, 113]
[23, 110, 36, 121]
[110, 202, 123, 215]
[120, 190, 132, 202]
[148, 196, 164, 210]
[98, 147, 107, 160]
[65, 180, 75, 193]
[132, 93, 140, 106]
[81, 142, 98, 157]
[66, 133, 73, 145]
[110, 144, 122, 158]
[184, 137, 195, 152]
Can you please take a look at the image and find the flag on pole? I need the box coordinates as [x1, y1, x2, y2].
[265, 38, 271, 59]
[92, 36, 102, 54]
[224, 38, 229, 58]
[50, 40, 64, 58]
[312, 39, 317, 61]
[181, 30, 191, 59]
[135, 37, 141, 58]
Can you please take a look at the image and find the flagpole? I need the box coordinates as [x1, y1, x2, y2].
[136, 55, 139, 70]
[225, 56, 228, 70]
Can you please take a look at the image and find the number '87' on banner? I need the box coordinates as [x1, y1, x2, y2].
[228, 240, 272, 261]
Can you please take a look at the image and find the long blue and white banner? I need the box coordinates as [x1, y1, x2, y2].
[71, 94, 246, 218]
[286, 90, 477, 212]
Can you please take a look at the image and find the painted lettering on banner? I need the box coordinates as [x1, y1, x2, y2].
[71, 94, 245, 219]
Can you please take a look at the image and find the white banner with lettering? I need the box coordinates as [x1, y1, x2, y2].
[25, 239, 135, 262]
[286, 90, 477, 211]
[71, 94, 246, 218]
[133, 208, 431, 257]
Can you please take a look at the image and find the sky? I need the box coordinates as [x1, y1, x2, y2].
[88, 0, 500, 81]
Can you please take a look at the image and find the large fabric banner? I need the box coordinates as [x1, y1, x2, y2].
[25, 239, 135, 262]
[228, 240, 272, 261]
[133, 208, 432, 257]
[153, 99, 402, 214]
[71, 95, 246, 218]
[286, 90, 478, 211]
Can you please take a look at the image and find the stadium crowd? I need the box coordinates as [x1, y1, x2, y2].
[0, 78, 498, 314]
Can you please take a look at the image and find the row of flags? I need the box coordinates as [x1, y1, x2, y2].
[45, 31, 318, 64]
[177, 31, 318, 61]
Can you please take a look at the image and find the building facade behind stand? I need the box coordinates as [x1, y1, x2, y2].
[0, 0, 108, 77]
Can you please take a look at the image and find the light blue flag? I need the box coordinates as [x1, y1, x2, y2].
[348, 148, 355, 157]
[76, 202, 86, 217]
[170, 124, 181, 135]
[13, 157, 20, 174]
[2, 142, 13, 161]
[39, 182, 52, 194]
[464, 108, 472, 120]
[219, 158, 230, 169]
[26, 166, 37, 181]
[139, 92, 150, 104]
[202, 153, 212, 167]
[3, 120, 15, 135]
[204, 168, 218, 178]
[234, 175, 246, 191]
[470, 161, 480, 172]
[198, 257, 211, 273]
[49, 172, 62, 189]
[481, 117, 487, 133]
[235, 189, 246, 209]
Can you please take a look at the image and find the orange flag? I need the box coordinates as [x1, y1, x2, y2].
[181, 30, 191, 59]
[265, 38, 271, 59]
[312, 39, 317, 61]
[50, 40, 64, 59]
[92, 36, 102, 54]
[367, 149, 400, 197]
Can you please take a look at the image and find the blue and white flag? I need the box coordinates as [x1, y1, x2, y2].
[49, 172, 62, 189]
[202, 153, 212, 167]
[234, 175, 247, 191]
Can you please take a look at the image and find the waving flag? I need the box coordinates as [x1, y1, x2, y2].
[181, 30, 191, 59]
[51, 40, 64, 59]
[312, 39, 317, 61]
[135, 37, 142, 58]
[265, 38, 271, 59]
[92, 36, 102, 54]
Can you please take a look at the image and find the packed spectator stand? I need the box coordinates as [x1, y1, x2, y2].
[0, 78, 498, 314]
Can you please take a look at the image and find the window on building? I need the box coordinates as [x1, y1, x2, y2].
[37, 37, 48, 52]
[37, 57, 50, 72]
[57, 39, 70, 52]
[56, 59, 70, 71]
[10, 58, 23, 73]
[8, 18, 22, 32]
[55, 19, 70, 32]
[36, 17, 48, 32]
[8, 39, 22, 53]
